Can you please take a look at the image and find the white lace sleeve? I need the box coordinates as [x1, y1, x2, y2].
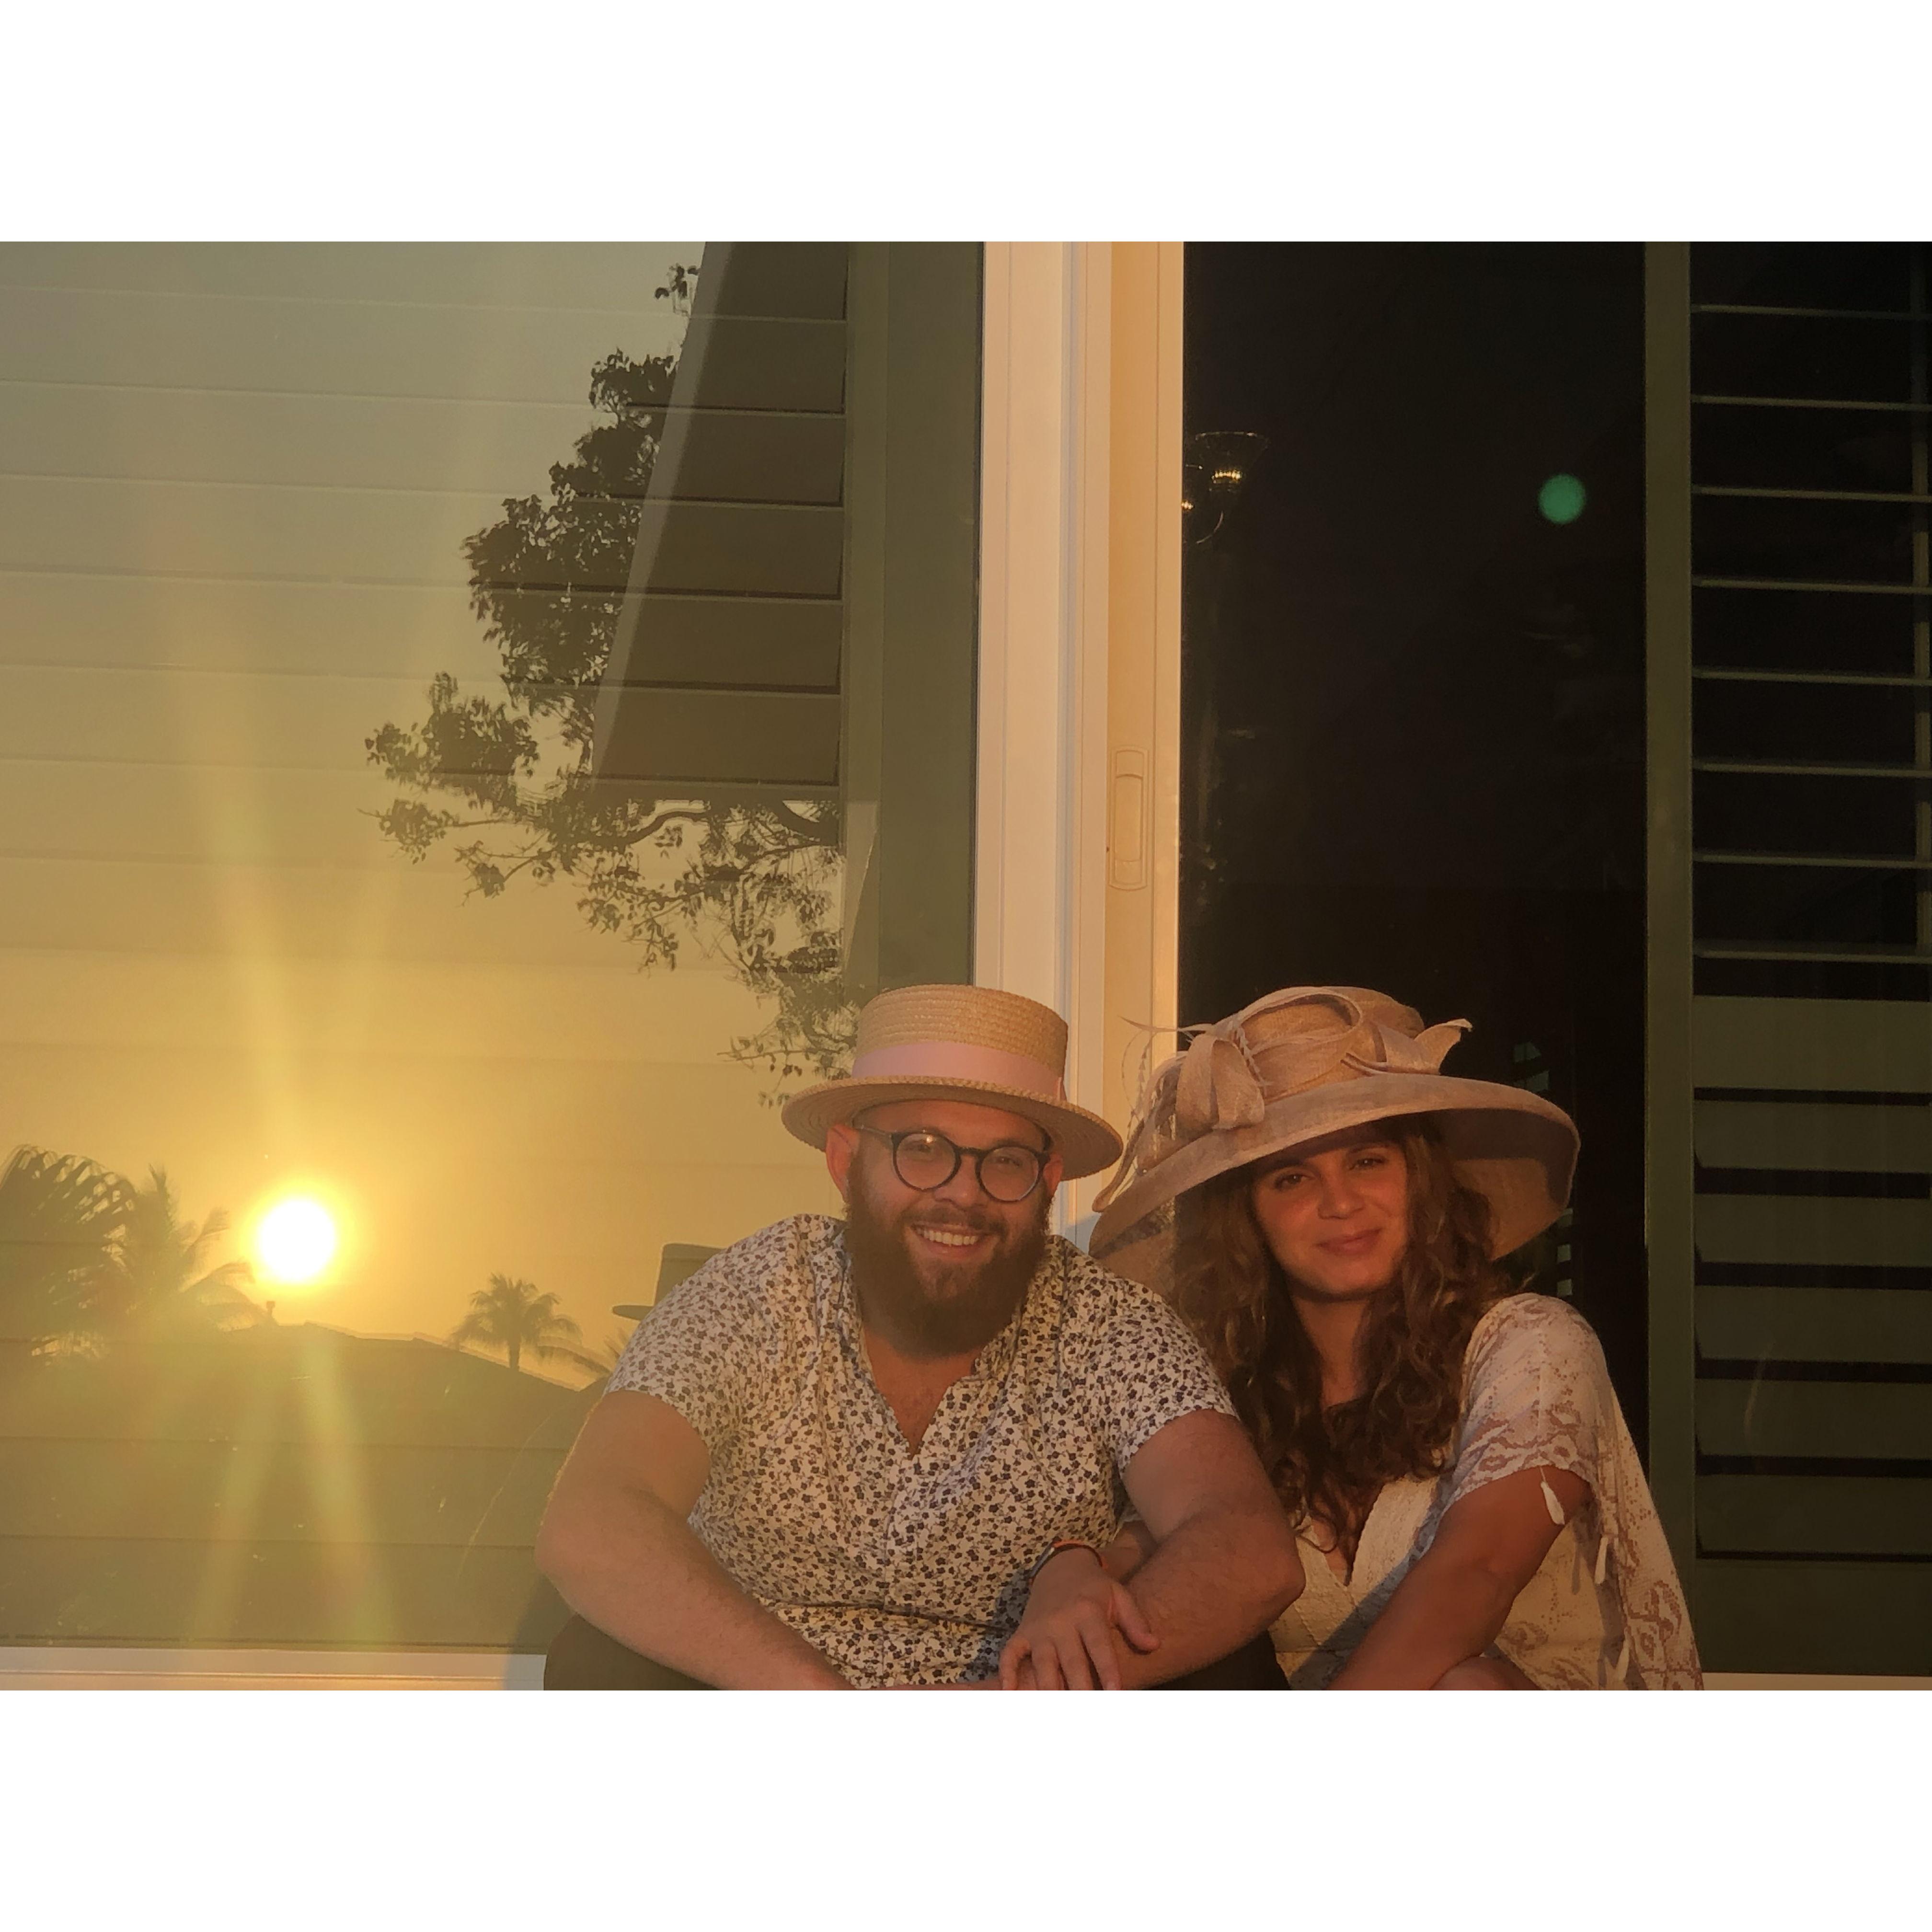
[1443, 1293, 1611, 1516]
[1445, 1294, 1702, 1689]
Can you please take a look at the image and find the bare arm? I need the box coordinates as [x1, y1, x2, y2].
[997, 1527, 1156, 1690]
[536, 1389, 849, 1689]
[1328, 1464, 1588, 1689]
[1111, 1410, 1303, 1685]
[1102, 1518, 1157, 1582]
[1002, 1410, 1301, 1690]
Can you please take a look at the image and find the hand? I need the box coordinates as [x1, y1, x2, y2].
[999, 1547, 1159, 1690]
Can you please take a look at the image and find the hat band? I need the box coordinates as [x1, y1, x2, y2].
[850, 1039, 1068, 1103]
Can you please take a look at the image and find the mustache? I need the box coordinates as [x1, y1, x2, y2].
[905, 1208, 1000, 1235]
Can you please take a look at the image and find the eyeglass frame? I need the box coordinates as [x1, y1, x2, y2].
[852, 1122, 1052, 1203]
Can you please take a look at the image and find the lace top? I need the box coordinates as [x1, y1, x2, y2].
[1270, 1294, 1702, 1689]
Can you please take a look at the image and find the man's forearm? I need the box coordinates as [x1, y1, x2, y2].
[1113, 1502, 1302, 1688]
[539, 1491, 848, 1689]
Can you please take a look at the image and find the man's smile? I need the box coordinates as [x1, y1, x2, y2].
[911, 1224, 991, 1252]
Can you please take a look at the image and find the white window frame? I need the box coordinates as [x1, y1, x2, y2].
[974, 242, 1186, 1236]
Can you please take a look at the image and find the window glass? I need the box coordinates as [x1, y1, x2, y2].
[0, 243, 979, 1651]
[1179, 243, 1650, 1431]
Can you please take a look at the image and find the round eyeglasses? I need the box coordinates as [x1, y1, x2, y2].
[855, 1125, 1048, 1203]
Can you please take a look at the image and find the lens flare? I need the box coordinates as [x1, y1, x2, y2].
[1538, 473, 1587, 525]
[256, 1197, 338, 1285]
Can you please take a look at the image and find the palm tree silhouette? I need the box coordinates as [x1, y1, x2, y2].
[91, 1168, 258, 1335]
[449, 1274, 595, 1375]
[0, 1146, 132, 1350]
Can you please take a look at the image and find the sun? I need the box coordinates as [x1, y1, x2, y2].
[255, 1196, 339, 1286]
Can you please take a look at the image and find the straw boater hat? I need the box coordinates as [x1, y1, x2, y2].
[1089, 986, 1578, 1284]
[781, 984, 1124, 1181]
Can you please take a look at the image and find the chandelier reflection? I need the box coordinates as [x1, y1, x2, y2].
[1183, 430, 1269, 546]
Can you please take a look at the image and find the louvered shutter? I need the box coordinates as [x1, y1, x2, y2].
[1670, 243, 1932, 1674]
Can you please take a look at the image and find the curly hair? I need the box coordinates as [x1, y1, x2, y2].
[1170, 1115, 1505, 1565]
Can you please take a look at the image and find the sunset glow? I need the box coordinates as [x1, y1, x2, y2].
[255, 1197, 339, 1286]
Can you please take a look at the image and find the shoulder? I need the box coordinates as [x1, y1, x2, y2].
[1472, 1290, 1604, 1349]
[1052, 1239, 1219, 1365]
[653, 1213, 838, 1331]
[1463, 1293, 1612, 1402]
[1049, 1239, 1235, 1447]
[1054, 1238, 1184, 1331]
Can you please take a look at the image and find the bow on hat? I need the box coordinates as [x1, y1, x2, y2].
[1095, 988, 1471, 1210]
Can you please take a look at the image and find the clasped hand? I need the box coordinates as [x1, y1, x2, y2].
[996, 1546, 1158, 1690]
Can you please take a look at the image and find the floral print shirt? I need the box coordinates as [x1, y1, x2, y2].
[608, 1213, 1237, 1687]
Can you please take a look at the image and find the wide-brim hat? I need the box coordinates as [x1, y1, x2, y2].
[1089, 986, 1578, 1284]
[781, 984, 1124, 1181]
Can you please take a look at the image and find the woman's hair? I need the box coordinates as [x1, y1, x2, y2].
[1170, 1115, 1505, 1562]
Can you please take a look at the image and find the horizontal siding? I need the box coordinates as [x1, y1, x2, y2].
[0, 382, 617, 492]
[675, 316, 846, 413]
[1695, 1558, 1932, 1676]
[0, 948, 812, 1068]
[652, 408, 845, 506]
[0, 283, 679, 403]
[0, 1345, 594, 1449]
[621, 595, 841, 690]
[700, 244, 847, 322]
[597, 689, 841, 789]
[1698, 1379, 1932, 1460]
[0, 665, 468, 771]
[0, 474, 523, 586]
[0, 241, 701, 309]
[0, 573, 496, 677]
[0, 858, 724, 965]
[0, 1043, 838, 1172]
[1699, 1285, 1932, 1363]
[627, 500, 843, 598]
[0, 762, 461, 865]
[0, 1532, 570, 1649]
[0, 1438, 565, 1546]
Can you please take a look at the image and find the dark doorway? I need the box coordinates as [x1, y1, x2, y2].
[1180, 244, 1649, 1435]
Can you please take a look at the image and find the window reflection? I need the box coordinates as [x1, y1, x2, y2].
[0, 243, 979, 1651]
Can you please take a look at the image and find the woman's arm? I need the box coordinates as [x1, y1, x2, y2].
[1328, 1463, 1587, 1689]
[997, 1522, 1158, 1689]
[998, 1410, 1303, 1691]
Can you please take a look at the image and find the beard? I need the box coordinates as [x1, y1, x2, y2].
[842, 1173, 1051, 1358]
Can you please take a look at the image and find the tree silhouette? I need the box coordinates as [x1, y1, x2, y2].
[654, 263, 698, 313]
[0, 1146, 132, 1351]
[578, 1324, 637, 1383]
[365, 313, 853, 1088]
[449, 1273, 598, 1376]
[89, 1168, 259, 1337]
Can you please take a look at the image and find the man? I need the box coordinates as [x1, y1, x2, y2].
[537, 983, 1302, 1688]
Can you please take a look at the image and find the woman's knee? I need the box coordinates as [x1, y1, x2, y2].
[1433, 1653, 1536, 1690]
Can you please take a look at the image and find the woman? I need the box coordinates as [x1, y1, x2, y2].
[1004, 986, 1699, 1690]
